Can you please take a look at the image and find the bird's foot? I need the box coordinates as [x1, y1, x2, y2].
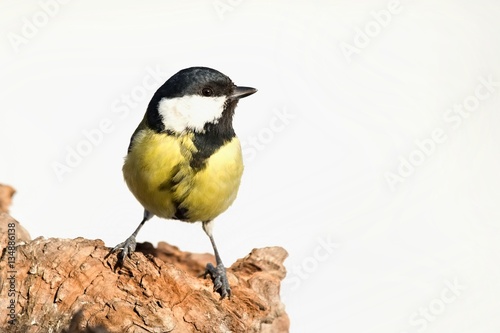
[105, 235, 137, 265]
[204, 263, 231, 300]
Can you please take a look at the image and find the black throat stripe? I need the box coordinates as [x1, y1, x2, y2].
[190, 129, 234, 170]
[158, 126, 236, 221]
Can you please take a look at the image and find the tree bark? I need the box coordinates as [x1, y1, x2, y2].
[0, 186, 289, 333]
[0, 183, 15, 214]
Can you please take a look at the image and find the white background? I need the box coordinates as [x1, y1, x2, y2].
[1, 1, 500, 332]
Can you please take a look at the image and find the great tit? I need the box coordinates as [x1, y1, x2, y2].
[107, 67, 257, 299]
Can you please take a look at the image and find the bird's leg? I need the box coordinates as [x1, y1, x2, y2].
[106, 210, 153, 265]
[202, 220, 231, 299]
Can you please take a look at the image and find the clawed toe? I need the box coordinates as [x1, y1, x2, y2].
[204, 263, 231, 300]
[105, 236, 137, 265]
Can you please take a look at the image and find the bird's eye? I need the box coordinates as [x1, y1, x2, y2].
[201, 87, 213, 97]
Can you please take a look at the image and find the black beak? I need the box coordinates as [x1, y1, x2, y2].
[230, 86, 257, 100]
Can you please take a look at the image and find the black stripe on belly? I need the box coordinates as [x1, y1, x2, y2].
[173, 206, 189, 220]
[158, 164, 190, 221]
[157, 120, 236, 220]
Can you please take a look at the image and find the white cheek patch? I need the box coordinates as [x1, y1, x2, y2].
[157, 95, 227, 133]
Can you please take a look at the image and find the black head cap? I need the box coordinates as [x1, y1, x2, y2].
[159, 67, 235, 98]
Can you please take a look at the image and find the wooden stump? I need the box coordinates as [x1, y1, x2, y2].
[0, 185, 289, 333]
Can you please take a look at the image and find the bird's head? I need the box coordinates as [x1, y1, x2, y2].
[146, 67, 256, 135]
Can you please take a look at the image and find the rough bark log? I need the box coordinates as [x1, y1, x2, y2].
[0, 184, 31, 250]
[0, 183, 15, 214]
[0, 186, 289, 333]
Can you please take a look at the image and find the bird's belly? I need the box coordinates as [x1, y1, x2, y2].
[123, 130, 243, 222]
[182, 139, 244, 221]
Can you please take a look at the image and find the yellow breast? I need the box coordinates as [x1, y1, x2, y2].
[122, 128, 243, 222]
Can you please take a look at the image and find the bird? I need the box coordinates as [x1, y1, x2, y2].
[106, 67, 257, 299]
